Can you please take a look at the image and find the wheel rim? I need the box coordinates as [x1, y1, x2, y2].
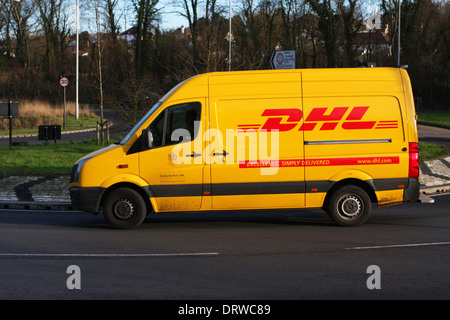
[112, 197, 134, 221]
[337, 194, 363, 220]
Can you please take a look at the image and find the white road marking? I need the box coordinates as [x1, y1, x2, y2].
[0, 252, 219, 258]
[346, 241, 450, 250]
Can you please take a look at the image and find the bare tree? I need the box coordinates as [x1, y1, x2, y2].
[10, 0, 34, 68]
[103, 0, 133, 85]
[0, 0, 12, 59]
[306, 0, 337, 67]
[337, 0, 362, 67]
[380, 0, 399, 64]
[236, 0, 270, 69]
[202, 0, 227, 72]
[0, 0, 7, 38]
[133, 0, 159, 77]
[178, 0, 202, 72]
[36, 0, 71, 80]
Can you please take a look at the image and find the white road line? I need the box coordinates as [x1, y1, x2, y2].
[429, 193, 450, 197]
[0, 252, 219, 258]
[346, 241, 450, 250]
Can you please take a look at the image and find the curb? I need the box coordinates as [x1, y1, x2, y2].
[0, 201, 72, 211]
[0, 127, 97, 139]
[420, 183, 450, 196]
[0, 120, 120, 140]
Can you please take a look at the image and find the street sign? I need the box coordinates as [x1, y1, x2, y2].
[59, 76, 69, 87]
[39, 125, 61, 144]
[270, 50, 296, 69]
[0, 100, 19, 148]
[0, 101, 19, 118]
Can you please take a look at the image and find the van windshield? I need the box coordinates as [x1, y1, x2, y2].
[119, 102, 161, 145]
[119, 78, 190, 145]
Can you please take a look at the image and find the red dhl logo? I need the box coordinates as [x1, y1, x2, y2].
[237, 107, 398, 132]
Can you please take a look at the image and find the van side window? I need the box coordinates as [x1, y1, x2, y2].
[148, 102, 201, 148]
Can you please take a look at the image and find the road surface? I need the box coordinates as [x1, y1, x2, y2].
[0, 193, 448, 300]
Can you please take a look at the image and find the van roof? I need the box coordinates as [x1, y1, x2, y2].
[164, 67, 406, 102]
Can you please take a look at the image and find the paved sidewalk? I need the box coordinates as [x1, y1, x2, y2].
[0, 176, 71, 210]
[0, 156, 449, 210]
[419, 157, 450, 194]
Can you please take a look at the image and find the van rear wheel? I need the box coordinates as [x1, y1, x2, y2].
[327, 185, 371, 227]
[103, 188, 146, 229]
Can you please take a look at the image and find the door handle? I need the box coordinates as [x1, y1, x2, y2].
[212, 151, 229, 156]
[186, 152, 202, 157]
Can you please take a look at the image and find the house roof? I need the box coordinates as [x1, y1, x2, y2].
[356, 31, 390, 46]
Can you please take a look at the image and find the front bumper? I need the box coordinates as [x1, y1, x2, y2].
[70, 187, 105, 214]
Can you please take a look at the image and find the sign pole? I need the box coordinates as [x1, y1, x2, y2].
[76, 0, 79, 120]
[398, 0, 401, 66]
[59, 76, 69, 129]
[228, 0, 232, 71]
[63, 86, 66, 129]
[8, 100, 12, 148]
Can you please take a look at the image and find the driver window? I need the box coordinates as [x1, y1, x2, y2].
[147, 111, 165, 148]
[147, 102, 201, 148]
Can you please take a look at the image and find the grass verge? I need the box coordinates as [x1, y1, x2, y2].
[0, 115, 99, 136]
[0, 139, 118, 176]
[0, 99, 97, 135]
[417, 112, 450, 129]
[419, 141, 450, 162]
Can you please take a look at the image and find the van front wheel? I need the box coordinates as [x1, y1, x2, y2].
[103, 188, 146, 229]
[327, 185, 371, 227]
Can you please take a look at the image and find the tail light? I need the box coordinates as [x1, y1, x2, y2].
[408, 142, 419, 178]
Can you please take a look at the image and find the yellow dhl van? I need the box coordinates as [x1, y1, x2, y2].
[69, 68, 420, 229]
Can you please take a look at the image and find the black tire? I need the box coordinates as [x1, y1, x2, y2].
[327, 185, 372, 227]
[103, 188, 147, 229]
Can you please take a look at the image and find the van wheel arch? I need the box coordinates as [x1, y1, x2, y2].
[323, 179, 377, 226]
[324, 179, 377, 206]
[101, 182, 153, 215]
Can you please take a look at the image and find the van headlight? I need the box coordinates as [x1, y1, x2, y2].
[70, 157, 91, 183]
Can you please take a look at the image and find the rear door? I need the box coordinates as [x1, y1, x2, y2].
[302, 95, 407, 206]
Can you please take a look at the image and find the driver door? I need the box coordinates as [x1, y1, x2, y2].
[139, 100, 207, 212]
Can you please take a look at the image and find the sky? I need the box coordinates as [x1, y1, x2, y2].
[157, 2, 190, 30]
[66, 0, 193, 33]
[113, 0, 191, 31]
[149, 0, 381, 31]
[65, 0, 381, 34]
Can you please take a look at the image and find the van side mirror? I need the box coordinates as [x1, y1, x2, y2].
[141, 129, 153, 150]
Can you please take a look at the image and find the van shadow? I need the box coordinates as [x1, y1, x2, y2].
[142, 209, 336, 229]
[0, 207, 335, 229]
